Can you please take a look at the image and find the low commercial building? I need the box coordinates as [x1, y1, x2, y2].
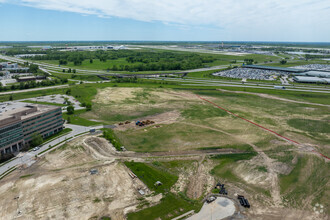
[17, 75, 46, 82]
[294, 71, 330, 78]
[293, 76, 330, 84]
[0, 102, 64, 155]
[0, 62, 18, 70]
[244, 65, 306, 73]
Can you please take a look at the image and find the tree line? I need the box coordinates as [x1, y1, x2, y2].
[28, 50, 217, 71]
[0, 78, 68, 92]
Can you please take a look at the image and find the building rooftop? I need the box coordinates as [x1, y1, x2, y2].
[244, 65, 306, 73]
[0, 102, 60, 123]
[293, 76, 330, 83]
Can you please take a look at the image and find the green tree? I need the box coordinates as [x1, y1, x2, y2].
[67, 105, 75, 114]
[9, 95, 13, 101]
[29, 64, 39, 73]
[112, 65, 118, 71]
[90, 59, 93, 63]
[67, 116, 71, 123]
[86, 103, 92, 111]
[68, 68, 72, 73]
[280, 60, 287, 65]
[62, 69, 65, 73]
[31, 133, 43, 147]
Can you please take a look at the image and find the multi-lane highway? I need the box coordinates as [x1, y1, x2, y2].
[150, 77, 330, 94]
[1, 54, 330, 95]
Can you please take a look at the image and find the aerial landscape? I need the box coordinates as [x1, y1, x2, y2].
[0, 1, 329, 220]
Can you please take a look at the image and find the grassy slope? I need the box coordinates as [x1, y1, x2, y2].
[125, 161, 201, 220]
[279, 156, 330, 214]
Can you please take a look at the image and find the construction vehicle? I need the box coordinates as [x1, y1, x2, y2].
[206, 196, 216, 203]
[237, 195, 250, 208]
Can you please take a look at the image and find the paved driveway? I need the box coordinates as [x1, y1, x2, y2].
[187, 197, 236, 220]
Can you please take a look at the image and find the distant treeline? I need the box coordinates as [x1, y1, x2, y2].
[30, 50, 216, 71]
[305, 54, 330, 59]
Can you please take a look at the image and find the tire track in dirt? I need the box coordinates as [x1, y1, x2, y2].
[196, 94, 330, 161]
[181, 122, 282, 206]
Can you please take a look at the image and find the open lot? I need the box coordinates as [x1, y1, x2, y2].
[0, 82, 329, 219]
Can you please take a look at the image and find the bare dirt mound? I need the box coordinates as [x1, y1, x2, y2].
[94, 87, 143, 104]
[0, 137, 158, 220]
[186, 156, 215, 199]
[84, 136, 117, 159]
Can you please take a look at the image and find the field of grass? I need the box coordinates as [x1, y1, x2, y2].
[287, 119, 330, 133]
[279, 156, 329, 214]
[124, 162, 178, 194]
[124, 161, 201, 220]
[127, 193, 201, 220]
[63, 109, 101, 126]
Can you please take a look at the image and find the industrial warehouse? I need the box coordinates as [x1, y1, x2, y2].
[0, 102, 64, 156]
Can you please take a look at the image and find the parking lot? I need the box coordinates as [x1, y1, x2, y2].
[294, 64, 330, 71]
[20, 94, 84, 111]
[213, 68, 280, 80]
[187, 197, 236, 220]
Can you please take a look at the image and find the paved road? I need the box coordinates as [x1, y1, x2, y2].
[0, 124, 101, 177]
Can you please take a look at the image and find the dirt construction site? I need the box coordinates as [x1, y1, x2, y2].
[0, 133, 326, 220]
[0, 87, 329, 220]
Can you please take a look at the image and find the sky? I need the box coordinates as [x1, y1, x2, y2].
[0, 0, 329, 42]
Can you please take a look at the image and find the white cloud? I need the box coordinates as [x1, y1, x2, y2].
[2, 0, 330, 37]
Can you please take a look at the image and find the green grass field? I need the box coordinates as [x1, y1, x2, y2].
[124, 161, 202, 220]
[279, 156, 329, 213]
[124, 162, 178, 194]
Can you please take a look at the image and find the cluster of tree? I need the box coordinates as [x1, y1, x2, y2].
[31, 133, 43, 147]
[0, 78, 68, 92]
[81, 102, 92, 111]
[305, 54, 330, 59]
[243, 59, 254, 65]
[280, 60, 287, 65]
[109, 60, 204, 71]
[29, 50, 217, 70]
[67, 105, 75, 114]
[29, 64, 39, 73]
[59, 59, 68, 65]
[4, 49, 48, 56]
[103, 129, 122, 151]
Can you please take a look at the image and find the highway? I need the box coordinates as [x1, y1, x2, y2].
[1, 54, 330, 95]
[150, 77, 330, 93]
